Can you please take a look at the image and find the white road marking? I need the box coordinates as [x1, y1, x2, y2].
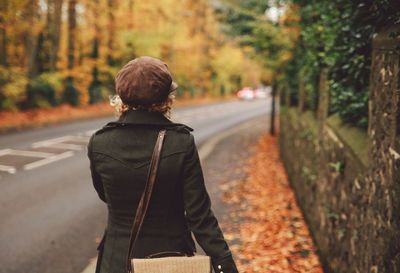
[85, 130, 96, 136]
[32, 136, 75, 148]
[67, 135, 91, 142]
[32, 135, 87, 151]
[23, 151, 74, 171]
[0, 134, 90, 174]
[46, 143, 83, 150]
[7, 150, 55, 158]
[0, 164, 16, 174]
[0, 149, 12, 156]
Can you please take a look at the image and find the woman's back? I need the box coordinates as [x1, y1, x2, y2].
[89, 110, 197, 272]
[88, 56, 238, 273]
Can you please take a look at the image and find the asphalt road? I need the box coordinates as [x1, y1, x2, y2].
[0, 99, 270, 273]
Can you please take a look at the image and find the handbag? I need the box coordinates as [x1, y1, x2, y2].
[126, 129, 212, 273]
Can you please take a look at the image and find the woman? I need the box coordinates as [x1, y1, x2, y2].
[88, 56, 239, 273]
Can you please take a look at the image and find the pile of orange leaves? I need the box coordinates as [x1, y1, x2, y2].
[222, 134, 323, 273]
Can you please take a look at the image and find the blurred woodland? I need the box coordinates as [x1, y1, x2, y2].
[1, 0, 399, 129]
[0, 0, 294, 111]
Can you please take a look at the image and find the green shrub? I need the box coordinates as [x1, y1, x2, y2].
[284, 0, 400, 128]
[23, 72, 63, 109]
[63, 77, 80, 106]
[0, 66, 28, 111]
[89, 67, 103, 104]
[99, 65, 118, 97]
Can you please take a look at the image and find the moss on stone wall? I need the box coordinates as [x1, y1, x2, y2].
[280, 104, 400, 272]
[327, 114, 368, 167]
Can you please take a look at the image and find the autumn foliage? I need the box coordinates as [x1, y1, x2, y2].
[0, 0, 263, 112]
[222, 133, 323, 273]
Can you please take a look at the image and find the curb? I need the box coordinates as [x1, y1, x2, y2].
[198, 120, 262, 162]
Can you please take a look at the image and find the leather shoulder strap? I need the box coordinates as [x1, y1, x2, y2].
[126, 129, 167, 273]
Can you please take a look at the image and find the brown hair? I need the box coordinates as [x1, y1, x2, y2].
[110, 93, 175, 118]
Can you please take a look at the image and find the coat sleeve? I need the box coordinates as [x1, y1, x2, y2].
[87, 135, 106, 203]
[182, 134, 238, 273]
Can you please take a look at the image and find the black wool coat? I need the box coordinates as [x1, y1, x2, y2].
[88, 110, 238, 273]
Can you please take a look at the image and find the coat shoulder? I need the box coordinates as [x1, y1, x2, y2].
[94, 122, 120, 135]
[168, 124, 192, 134]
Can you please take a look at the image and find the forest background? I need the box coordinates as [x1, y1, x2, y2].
[0, 0, 290, 113]
[1, 0, 399, 130]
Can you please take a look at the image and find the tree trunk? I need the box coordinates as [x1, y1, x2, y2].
[67, 0, 76, 70]
[50, 0, 63, 72]
[64, 0, 80, 106]
[107, 0, 116, 65]
[40, 0, 63, 72]
[88, 0, 101, 104]
[90, 0, 100, 60]
[128, 0, 134, 29]
[270, 81, 277, 135]
[24, 0, 40, 78]
[0, 0, 7, 66]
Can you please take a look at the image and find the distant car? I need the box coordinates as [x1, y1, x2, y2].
[254, 88, 268, 99]
[237, 88, 255, 100]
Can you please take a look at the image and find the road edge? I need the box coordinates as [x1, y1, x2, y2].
[0, 98, 238, 135]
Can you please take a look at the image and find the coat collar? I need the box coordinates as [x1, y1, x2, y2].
[111, 109, 193, 131]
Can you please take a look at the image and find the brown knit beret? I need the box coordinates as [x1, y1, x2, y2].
[115, 56, 178, 106]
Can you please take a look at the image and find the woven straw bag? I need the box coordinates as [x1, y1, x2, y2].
[132, 255, 211, 273]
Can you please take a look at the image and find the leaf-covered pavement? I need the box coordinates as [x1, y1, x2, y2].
[221, 133, 323, 273]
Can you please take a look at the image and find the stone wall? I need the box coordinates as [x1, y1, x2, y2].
[279, 26, 400, 273]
